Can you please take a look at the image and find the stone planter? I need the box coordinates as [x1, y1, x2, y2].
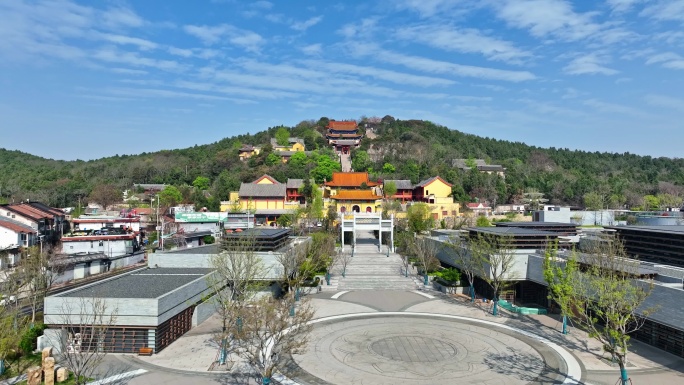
[433, 278, 464, 294]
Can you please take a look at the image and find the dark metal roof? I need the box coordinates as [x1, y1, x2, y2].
[384, 180, 413, 190]
[469, 227, 558, 236]
[238, 182, 286, 197]
[606, 225, 684, 235]
[60, 267, 214, 299]
[495, 222, 577, 228]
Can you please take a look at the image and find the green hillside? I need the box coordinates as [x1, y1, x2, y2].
[1, 116, 683, 210]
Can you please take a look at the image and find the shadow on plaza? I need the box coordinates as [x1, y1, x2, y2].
[483, 346, 577, 385]
[441, 295, 595, 358]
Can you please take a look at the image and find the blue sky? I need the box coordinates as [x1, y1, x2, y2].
[1, 0, 683, 160]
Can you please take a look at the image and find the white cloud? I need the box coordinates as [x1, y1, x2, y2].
[607, 0, 644, 13]
[645, 94, 684, 110]
[645, 52, 684, 69]
[252, 1, 273, 10]
[490, 0, 602, 41]
[167, 46, 193, 57]
[300, 43, 322, 56]
[183, 24, 264, 52]
[396, 0, 472, 17]
[303, 60, 458, 87]
[640, 0, 684, 22]
[345, 42, 536, 82]
[98, 33, 158, 50]
[337, 18, 378, 38]
[101, 6, 145, 29]
[396, 25, 532, 64]
[563, 52, 619, 75]
[106, 87, 255, 103]
[583, 99, 654, 119]
[92, 48, 184, 72]
[291, 16, 323, 31]
[111, 68, 148, 75]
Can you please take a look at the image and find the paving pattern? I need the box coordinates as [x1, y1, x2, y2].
[289, 316, 566, 385]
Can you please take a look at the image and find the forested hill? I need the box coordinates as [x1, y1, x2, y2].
[2, 116, 683, 210]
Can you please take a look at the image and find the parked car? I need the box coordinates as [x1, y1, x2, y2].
[0, 295, 17, 307]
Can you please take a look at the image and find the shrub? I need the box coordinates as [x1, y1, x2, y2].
[19, 323, 46, 354]
[433, 268, 461, 283]
[476, 216, 491, 227]
[203, 235, 216, 244]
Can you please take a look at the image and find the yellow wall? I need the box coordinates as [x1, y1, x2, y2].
[240, 199, 285, 211]
[256, 178, 276, 185]
[423, 179, 452, 198]
[291, 142, 305, 152]
[333, 199, 382, 213]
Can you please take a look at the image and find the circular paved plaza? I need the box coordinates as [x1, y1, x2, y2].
[288, 315, 570, 385]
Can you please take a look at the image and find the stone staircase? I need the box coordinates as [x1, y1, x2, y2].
[334, 241, 417, 291]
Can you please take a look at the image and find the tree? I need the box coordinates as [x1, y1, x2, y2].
[471, 234, 517, 316]
[323, 204, 337, 233]
[543, 241, 577, 335]
[265, 152, 280, 166]
[351, 150, 372, 172]
[544, 235, 655, 385]
[0, 276, 28, 376]
[406, 202, 433, 234]
[50, 297, 118, 385]
[522, 188, 548, 211]
[446, 236, 480, 302]
[476, 216, 491, 227]
[289, 151, 308, 168]
[88, 184, 120, 210]
[310, 154, 341, 184]
[158, 185, 183, 208]
[275, 127, 290, 146]
[409, 236, 440, 286]
[192, 176, 211, 191]
[230, 294, 314, 384]
[383, 181, 397, 199]
[18, 246, 65, 323]
[382, 162, 395, 174]
[584, 191, 606, 210]
[209, 232, 267, 365]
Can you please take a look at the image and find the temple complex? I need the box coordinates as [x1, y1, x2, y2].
[326, 120, 363, 154]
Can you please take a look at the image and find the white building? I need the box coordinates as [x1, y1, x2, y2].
[72, 216, 141, 232]
[61, 234, 139, 258]
[0, 217, 38, 269]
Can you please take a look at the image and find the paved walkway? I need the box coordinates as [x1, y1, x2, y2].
[115, 289, 684, 385]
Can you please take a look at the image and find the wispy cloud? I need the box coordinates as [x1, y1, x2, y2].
[396, 25, 532, 64]
[345, 42, 536, 82]
[645, 94, 684, 111]
[183, 24, 265, 52]
[645, 52, 684, 69]
[396, 0, 473, 17]
[490, 0, 602, 41]
[300, 43, 322, 56]
[97, 33, 158, 50]
[607, 0, 645, 13]
[303, 60, 458, 87]
[563, 52, 619, 75]
[291, 16, 323, 31]
[101, 6, 145, 29]
[640, 0, 684, 22]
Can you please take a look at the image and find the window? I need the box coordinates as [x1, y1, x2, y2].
[442, 211, 448, 216]
[91, 242, 94, 248]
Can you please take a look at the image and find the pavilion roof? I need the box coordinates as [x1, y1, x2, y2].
[324, 172, 379, 187]
[327, 121, 358, 131]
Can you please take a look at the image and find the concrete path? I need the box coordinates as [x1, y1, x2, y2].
[339, 152, 351, 172]
[336, 231, 416, 291]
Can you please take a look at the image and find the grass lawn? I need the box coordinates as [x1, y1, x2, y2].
[15, 373, 91, 385]
[1, 352, 42, 379]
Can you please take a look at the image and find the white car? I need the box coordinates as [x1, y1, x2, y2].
[0, 295, 17, 307]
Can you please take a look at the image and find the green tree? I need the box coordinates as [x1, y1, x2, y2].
[159, 185, 183, 208]
[311, 155, 341, 184]
[382, 162, 396, 174]
[584, 191, 605, 210]
[407, 202, 433, 233]
[476, 216, 491, 227]
[289, 151, 308, 168]
[192, 176, 211, 191]
[265, 152, 280, 166]
[643, 195, 660, 211]
[351, 150, 372, 172]
[470, 234, 516, 316]
[544, 235, 655, 385]
[275, 127, 290, 146]
[383, 181, 397, 199]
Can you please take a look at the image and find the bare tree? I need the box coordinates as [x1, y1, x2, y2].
[471, 234, 517, 316]
[409, 236, 440, 286]
[51, 297, 118, 385]
[0, 275, 28, 376]
[231, 294, 314, 384]
[210, 231, 267, 364]
[545, 234, 655, 385]
[88, 184, 121, 211]
[333, 248, 353, 278]
[18, 246, 66, 323]
[446, 236, 480, 302]
[275, 242, 313, 304]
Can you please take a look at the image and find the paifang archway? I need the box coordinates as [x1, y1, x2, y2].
[340, 213, 394, 252]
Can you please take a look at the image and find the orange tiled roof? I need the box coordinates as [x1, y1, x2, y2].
[324, 172, 379, 187]
[326, 121, 358, 131]
[331, 190, 382, 200]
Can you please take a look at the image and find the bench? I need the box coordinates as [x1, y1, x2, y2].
[138, 347, 153, 356]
